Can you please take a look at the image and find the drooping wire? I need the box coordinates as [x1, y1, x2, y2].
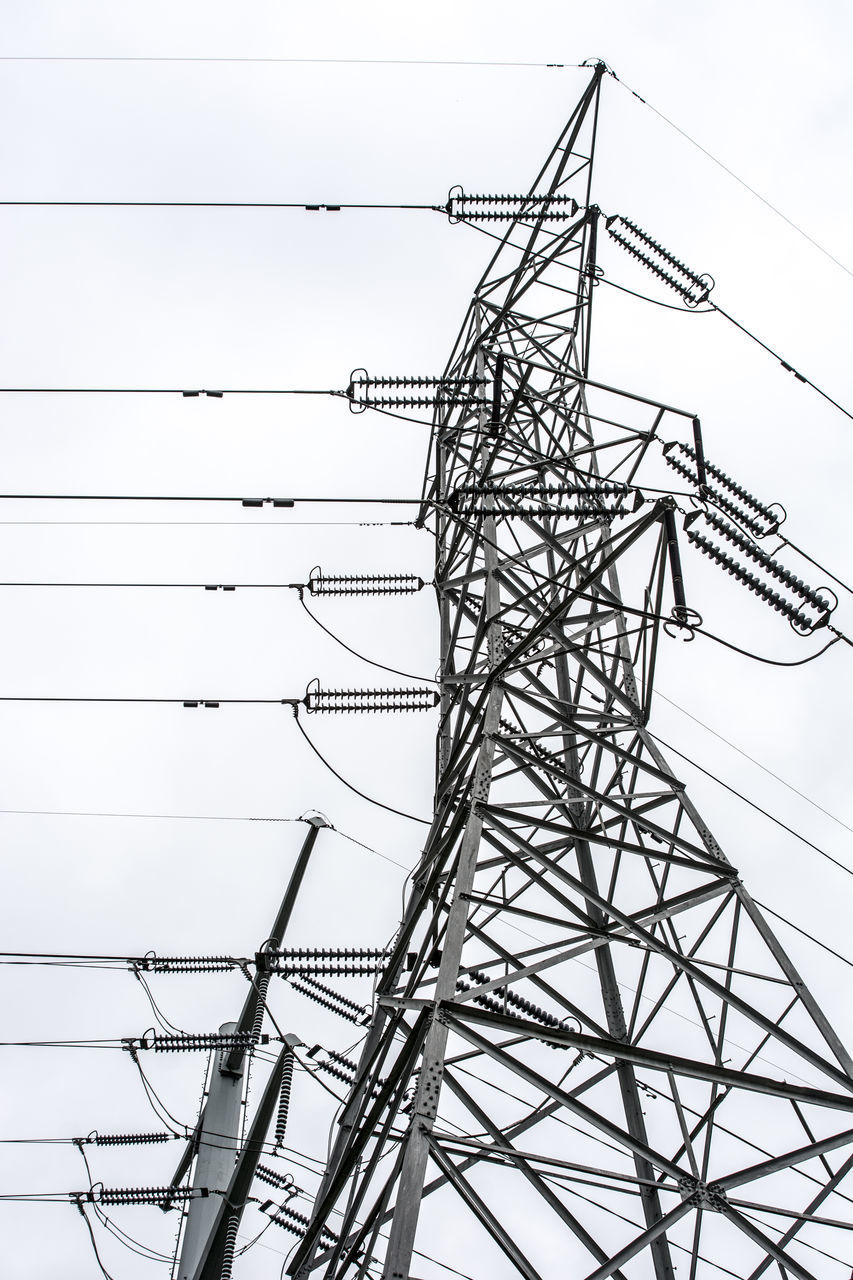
[694, 624, 841, 666]
[74, 1200, 118, 1280]
[298, 595, 436, 685]
[291, 714, 431, 826]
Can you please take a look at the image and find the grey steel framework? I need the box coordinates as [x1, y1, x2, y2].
[291, 65, 853, 1280]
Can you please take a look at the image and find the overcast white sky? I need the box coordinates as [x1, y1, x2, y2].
[0, 3, 851, 1278]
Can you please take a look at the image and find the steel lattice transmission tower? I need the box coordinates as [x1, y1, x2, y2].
[290, 65, 853, 1280]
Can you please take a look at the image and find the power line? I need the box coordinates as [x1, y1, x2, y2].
[0, 491, 421, 504]
[656, 690, 853, 835]
[711, 301, 853, 424]
[292, 716, 430, 826]
[755, 901, 853, 971]
[0, 55, 581, 69]
[0, 199, 440, 211]
[0, 386, 334, 395]
[611, 70, 853, 282]
[649, 730, 853, 880]
[0, 519, 417, 527]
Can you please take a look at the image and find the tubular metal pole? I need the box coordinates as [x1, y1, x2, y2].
[176, 1022, 245, 1280]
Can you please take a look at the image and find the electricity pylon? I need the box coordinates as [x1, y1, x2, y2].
[291, 63, 853, 1280]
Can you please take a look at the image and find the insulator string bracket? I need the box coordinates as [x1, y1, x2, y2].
[303, 678, 439, 714]
[683, 511, 834, 632]
[663, 440, 784, 537]
[307, 567, 425, 597]
[606, 215, 714, 307]
[445, 184, 579, 224]
[346, 366, 487, 413]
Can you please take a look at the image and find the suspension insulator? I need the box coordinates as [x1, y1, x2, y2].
[498, 719, 561, 768]
[147, 1031, 267, 1053]
[138, 955, 237, 974]
[219, 1214, 239, 1280]
[256, 1165, 295, 1192]
[457, 974, 570, 1048]
[274, 1050, 294, 1149]
[684, 522, 816, 629]
[692, 511, 828, 613]
[288, 975, 370, 1024]
[91, 1131, 174, 1147]
[451, 501, 633, 519]
[445, 188, 579, 222]
[261, 946, 390, 976]
[262, 1201, 339, 1246]
[95, 1184, 204, 1206]
[303, 682, 439, 714]
[308, 570, 425, 597]
[277, 963, 386, 977]
[662, 441, 781, 536]
[346, 371, 487, 411]
[606, 216, 712, 306]
[461, 479, 631, 497]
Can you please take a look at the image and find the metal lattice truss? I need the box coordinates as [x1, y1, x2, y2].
[291, 66, 853, 1280]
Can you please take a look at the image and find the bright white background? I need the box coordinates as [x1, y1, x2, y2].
[0, 2, 851, 1277]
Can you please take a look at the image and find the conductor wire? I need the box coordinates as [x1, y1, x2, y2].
[298, 595, 436, 685]
[291, 713, 430, 826]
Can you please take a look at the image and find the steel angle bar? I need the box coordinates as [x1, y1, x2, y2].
[483, 801, 726, 876]
[717, 1129, 853, 1193]
[438, 1077, 634, 1279]
[490, 575, 646, 716]
[457, 878, 734, 982]
[442, 1016, 690, 1183]
[745, 1151, 853, 1280]
[462, 914, 610, 1041]
[716, 1202, 819, 1280]
[478, 813, 853, 1092]
[489, 738, 705, 857]
[425, 1136, 547, 1280]
[288, 1009, 431, 1276]
[736, 886, 853, 1080]
[636, 726, 726, 862]
[441, 1004, 853, 1113]
[503, 354, 697, 424]
[729, 1199, 853, 1231]
[432, 1128, 678, 1193]
[502, 699, 683, 789]
[580, 1200, 696, 1280]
